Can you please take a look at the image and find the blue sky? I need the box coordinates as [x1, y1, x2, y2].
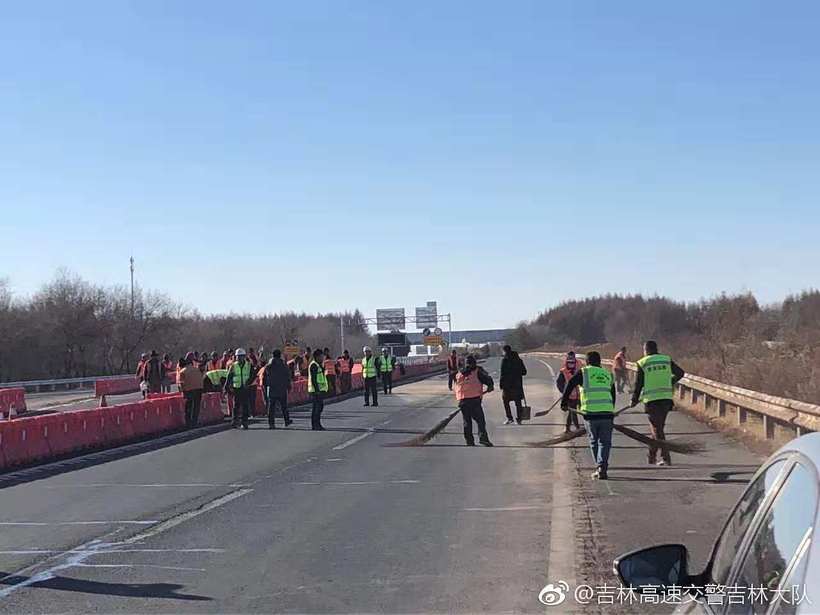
[1, 1, 818, 329]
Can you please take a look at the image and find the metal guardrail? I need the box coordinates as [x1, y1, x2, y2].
[0, 374, 132, 393]
[530, 352, 820, 444]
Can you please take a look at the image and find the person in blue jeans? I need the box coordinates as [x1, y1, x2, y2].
[560, 351, 616, 480]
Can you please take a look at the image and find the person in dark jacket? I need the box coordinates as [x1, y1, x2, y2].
[263, 349, 292, 429]
[143, 350, 164, 394]
[630, 340, 685, 466]
[499, 345, 528, 424]
[556, 351, 583, 432]
[455, 354, 495, 446]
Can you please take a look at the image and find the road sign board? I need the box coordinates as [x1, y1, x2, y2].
[433, 327, 443, 336]
[423, 335, 444, 346]
[415, 303, 438, 329]
[422, 327, 431, 336]
[376, 308, 405, 331]
[284, 346, 300, 359]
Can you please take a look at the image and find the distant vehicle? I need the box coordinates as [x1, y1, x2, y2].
[614, 433, 819, 614]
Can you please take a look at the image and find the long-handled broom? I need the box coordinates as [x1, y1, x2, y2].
[613, 424, 706, 455]
[385, 408, 462, 447]
[533, 397, 562, 417]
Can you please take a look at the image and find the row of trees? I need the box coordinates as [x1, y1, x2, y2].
[506, 291, 820, 403]
[0, 271, 374, 383]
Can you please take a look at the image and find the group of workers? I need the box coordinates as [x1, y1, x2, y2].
[449, 341, 685, 482]
[135, 345, 399, 432]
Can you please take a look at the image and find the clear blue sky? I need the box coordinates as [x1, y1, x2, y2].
[2, 1, 818, 329]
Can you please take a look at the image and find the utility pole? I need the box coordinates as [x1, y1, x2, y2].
[129, 256, 135, 318]
[340, 316, 345, 355]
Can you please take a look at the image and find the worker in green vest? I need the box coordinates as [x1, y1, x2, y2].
[307, 348, 329, 430]
[361, 346, 379, 407]
[377, 348, 395, 394]
[561, 351, 616, 480]
[224, 348, 256, 430]
[203, 368, 228, 393]
[631, 340, 685, 466]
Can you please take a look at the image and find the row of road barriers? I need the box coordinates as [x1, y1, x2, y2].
[530, 352, 819, 448]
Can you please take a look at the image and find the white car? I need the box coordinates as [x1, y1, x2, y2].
[614, 432, 819, 614]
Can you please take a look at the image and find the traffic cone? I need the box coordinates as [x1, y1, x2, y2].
[99, 395, 107, 408]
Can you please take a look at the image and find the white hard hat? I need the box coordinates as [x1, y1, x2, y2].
[363, 346, 371, 352]
[382, 347, 388, 352]
[235, 348, 247, 357]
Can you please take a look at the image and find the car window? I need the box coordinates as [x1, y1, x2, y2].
[728, 462, 817, 615]
[710, 459, 787, 585]
[772, 543, 810, 615]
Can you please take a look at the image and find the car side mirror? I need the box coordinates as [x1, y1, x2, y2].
[614, 544, 689, 592]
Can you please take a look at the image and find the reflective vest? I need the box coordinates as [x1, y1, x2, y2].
[308, 360, 329, 393]
[207, 360, 219, 372]
[448, 356, 459, 372]
[206, 369, 228, 386]
[361, 356, 377, 378]
[560, 365, 580, 400]
[338, 357, 351, 373]
[455, 369, 484, 401]
[229, 361, 253, 389]
[637, 354, 675, 403]
[323, 358, 337, 375]
[380, 355, 393, 373]
[579, 366, 615, 414]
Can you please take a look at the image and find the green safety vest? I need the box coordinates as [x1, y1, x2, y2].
[361, 356, 377, 378]
[637, 354, 675, 403]
[206, 369, 228, 386]
[308, 360, 329, 393]
[229, 361, 253, 388]
[579, 366, 615, 414]
[380, 355, 393, 373]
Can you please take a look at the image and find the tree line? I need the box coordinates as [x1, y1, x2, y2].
[0, 271, 374, 383]
[506, 291, 820, 404]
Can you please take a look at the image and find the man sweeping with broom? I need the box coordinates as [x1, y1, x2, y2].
[456, 354, 495, 447]
[560, 351, 616, 480]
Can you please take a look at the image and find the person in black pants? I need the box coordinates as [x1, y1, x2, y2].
[361, 347, 379, 407]
[224, 348, 256, 429]
[378, 348, 394, 394]
[308, 349, 327, 430]
[455, 355, 494, 446]
[263, 349, 292, 429]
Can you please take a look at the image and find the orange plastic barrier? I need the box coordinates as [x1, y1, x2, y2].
[95, 376, 140, 397]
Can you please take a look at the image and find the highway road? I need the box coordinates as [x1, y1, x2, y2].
[0, 356, 763, 613]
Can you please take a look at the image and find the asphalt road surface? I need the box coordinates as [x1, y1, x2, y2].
[0, 356, 763, 613]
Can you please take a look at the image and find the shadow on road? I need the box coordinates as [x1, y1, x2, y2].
[0, 573, 211, 602]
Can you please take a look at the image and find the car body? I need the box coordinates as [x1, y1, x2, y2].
[614, 432, 820, 614]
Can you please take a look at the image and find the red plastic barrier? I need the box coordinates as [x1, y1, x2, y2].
[146, 392, 181, 400]
[0, 387, 27, 415]
[95, 376, 139, 397]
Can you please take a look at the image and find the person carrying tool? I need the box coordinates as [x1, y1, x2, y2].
[377, 348, 394, 394]
[308, 348, 328, 430]
[361, 346, 379, 407]
[136, 352, 149, 398]
[447, 350, 461, 391]
[561, 351, 616, 480]
[323, 348, 339, 396]
[224, 348, 256, 429]
[455, 354, 494, 446]
[500, 344, 527, 425]
[263, 349, 292, 429]
[556, 351, 583, 432]
[630, 340, 685, 466]
[613, 346, 630, 393]
[337, 350, 353, 393]
[178, 356, 204, 428]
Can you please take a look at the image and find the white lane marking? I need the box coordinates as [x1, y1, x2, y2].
[462, 506, 541, 512]
[76, 563, 206, 572]
[0, 521, 158, 526]
[333, 429, 374, 450]
[538, 359, 556, 379]
[0, 548, 224, 555]
[294, 480, 420, 486]
[547, 437, 577, 589]
[39, 483, 250, 489]
[122, 488, 253, 545]
[325, 458, 344, 462]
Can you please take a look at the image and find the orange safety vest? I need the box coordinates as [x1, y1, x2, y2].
[323, 358, 337, 375]
[560, 365, 581, 400]
[337, 357, 351, 373]
[455, 369, 484, 401]
[448, 356, 459, 372]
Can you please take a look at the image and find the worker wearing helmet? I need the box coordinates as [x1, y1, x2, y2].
[378, 348, 395, 395]
[224, 348, 257, 429]
[361, 346, 379, 407]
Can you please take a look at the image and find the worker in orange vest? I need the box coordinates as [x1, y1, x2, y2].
[322, 348, 339, 396]
[447, 350, 462, 391]
[556, 351, 583, 432]
[613, 347, 629, 393]
[161, 354, 175, 393]
[455, 354, 494, 446]
[337, 350, 353, 393]
[207, 351, 220, 372]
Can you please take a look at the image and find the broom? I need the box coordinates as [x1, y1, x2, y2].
[385, 408, 462, 447]
[527, 427, 587, 448]
[613, 424, 706, 455]
[534, 397, 561, 417]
